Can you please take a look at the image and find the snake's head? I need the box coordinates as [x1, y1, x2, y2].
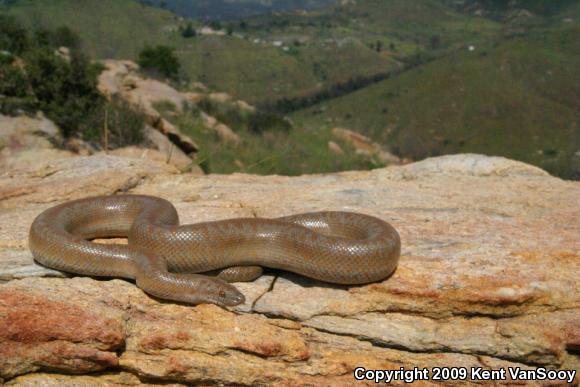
[191, 276, 246, 307]
[213, 283, 246, 307]
[140, 273, 246, 307]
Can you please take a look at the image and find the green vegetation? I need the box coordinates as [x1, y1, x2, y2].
[197, 97, 291, 135]
[156, 104, 383, 176]
[292, 24, 580, 179]
[143, 0, 337, 21]
[2, 0, 177, 59]
[2, 0, 578, 178]
[0, 0, 501, 104]
[138, 45, 181, 79]
[0, 14, 146, 147]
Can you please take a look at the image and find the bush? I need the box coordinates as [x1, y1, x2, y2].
[248, 111, 291, 134]
[34, 26, 80, 49]
[138, 45, 180, 79]
[0, 55, 29, 97]
[181, 23, 196, 38]
[0, 17, 145, 147]
[24, 48, 104, 137]
[83, 96, 146, 148]
[0, 15, 29, 55]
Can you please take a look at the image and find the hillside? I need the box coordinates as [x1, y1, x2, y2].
[1, 0, 502, 104]
[3, 0, 177, 59]
[145, 0, 337, 20]
[2, 0, 577, 178]
[292, 22, 580, 179]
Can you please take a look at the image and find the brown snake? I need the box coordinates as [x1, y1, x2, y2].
[29, 195, 401, 306]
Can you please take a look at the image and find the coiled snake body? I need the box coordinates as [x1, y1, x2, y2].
[29, 195, 401, 306]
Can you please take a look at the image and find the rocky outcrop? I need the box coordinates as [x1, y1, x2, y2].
[0, 113, 200, 176]
[97, 59, 249, 158]
[0, 153, 578, 385]
[0, 114, 74, 170]
[200, 112, 241, 145]
[97, 60, 202, 171]
[332, 127, 402, 165]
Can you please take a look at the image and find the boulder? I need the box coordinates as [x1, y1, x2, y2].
[0, 154, 578, 385]
[327, 140, 344, 155]
[214, 123, 241, 145]
[0, 114, 74, 171]
[332, 127, 401, 165]
[97, 60, 200, 162]
[200, 112, 241, 145]
[208, 92, 232, 104]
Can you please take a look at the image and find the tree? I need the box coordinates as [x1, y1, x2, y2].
[181, 22, 196, 38]
[209, 20, 222, 31]
[53, 26, 80, 49]
[429, 35, 441, 49]
[33, 26, 80, 49]
[138, 45, 180, 79]
[376, 40, 383, 53]
[24, 48, 104, 137]
[0, 15, 29, 55]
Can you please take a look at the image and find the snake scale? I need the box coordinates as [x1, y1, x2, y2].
[29, 195, 401, 306]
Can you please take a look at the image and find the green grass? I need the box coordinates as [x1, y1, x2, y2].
[1, 0, 502, 105]
[2, 0, 178, 59]
[155, 102, 385, 176]
[3, 0, 577, 178]
[292, 24, 580, 179]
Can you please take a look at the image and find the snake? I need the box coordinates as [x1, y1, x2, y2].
[28, 195, 401, 307]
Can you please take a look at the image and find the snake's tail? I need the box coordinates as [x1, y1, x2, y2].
[132, 250, 245, 306]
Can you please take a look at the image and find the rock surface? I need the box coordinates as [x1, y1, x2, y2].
[0, 114, 74, 170]
[332, 127, 402, 165]
[0, 153, 578, 385]
[97, 60, 202, 172]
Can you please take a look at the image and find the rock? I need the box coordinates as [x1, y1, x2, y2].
[0, 154, 176, 209]
[0, 154, 578, 385]
[55, 46, 70, 61]
[0, 114, 73, 170]
[156, 118, 198, 155]
[236, 100, 256, 113]
[97, 60, 200, 163]
[5, 372, 173, 386]
[183, 92, 203, 104]
[190, 82, 208, 92]
[214, 123, 241, 145]
[107, 146, 196, 174]
[328, 140, 344, 155]
[208, 92, 232, 104]
[200, 111, 218, 128]
[332, 127, 401, 165]
[394, 153, 549, 178]
[63, 137, 95, 156]
[98, 60, 187, 114]
[199, 112, 241, 145]
[141, 126, 202, 173]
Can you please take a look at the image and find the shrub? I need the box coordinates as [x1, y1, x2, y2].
[181, 23, 196, 38]
[0, 17, 145, 147]
[248, 111, 291, 134]
[138, 45, 180, 79]
[24, 48, 104, 137]
[0, 15, 29, 55]
[83, 96, 146, 148]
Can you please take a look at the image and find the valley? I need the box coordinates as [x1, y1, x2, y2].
[1, 0, 578, 178]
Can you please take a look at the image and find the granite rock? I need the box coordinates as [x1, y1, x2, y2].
[0, 153, 578, 385]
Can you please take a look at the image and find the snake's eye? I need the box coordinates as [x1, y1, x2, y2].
[219, 290, 226, 298]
